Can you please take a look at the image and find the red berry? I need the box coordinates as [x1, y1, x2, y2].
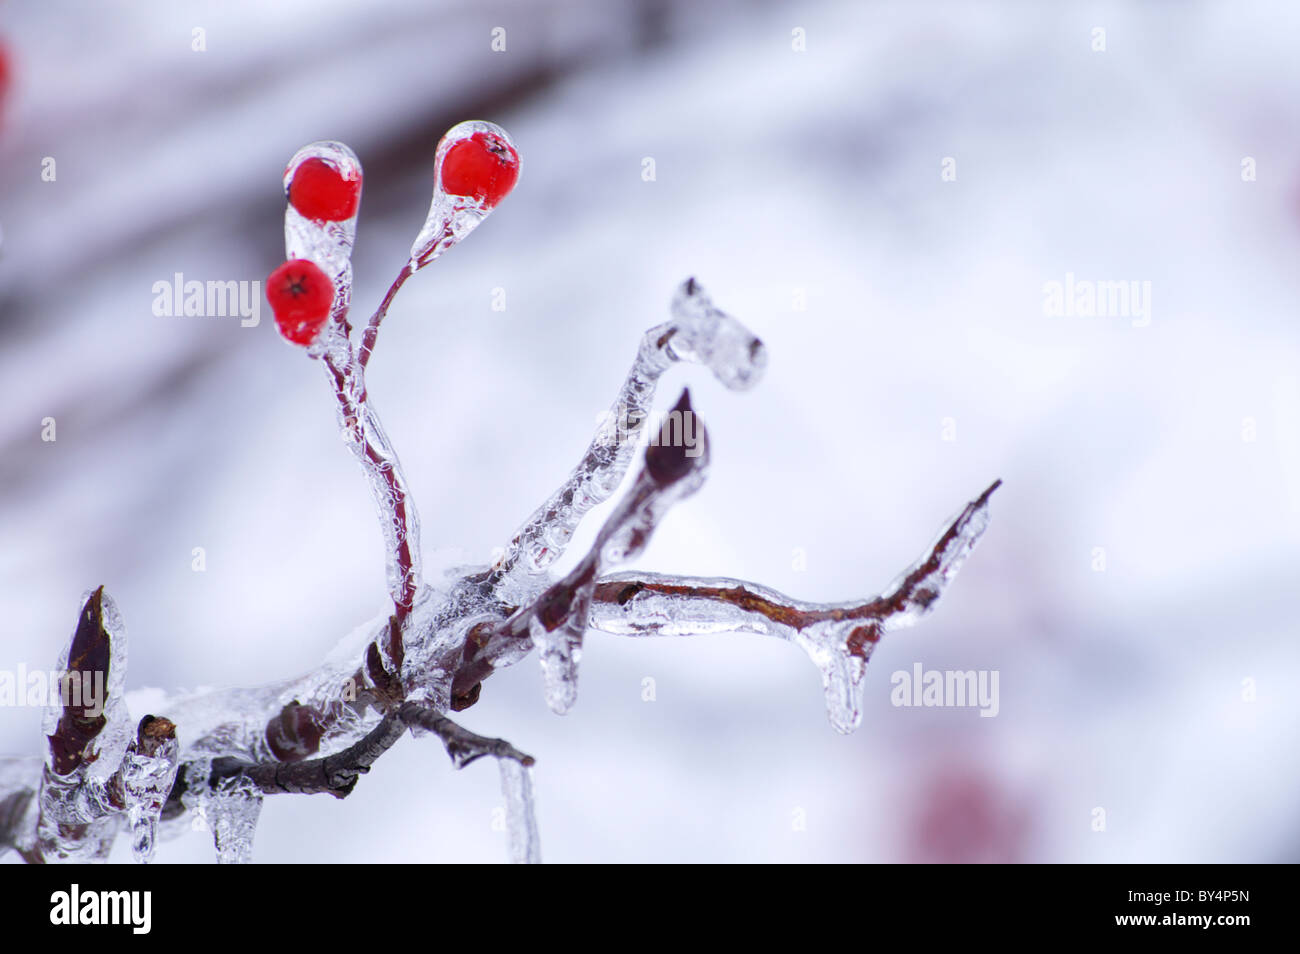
[266, 259, 334, 345]
[288, 158, 361, 221]
[440, 131, 519, 208]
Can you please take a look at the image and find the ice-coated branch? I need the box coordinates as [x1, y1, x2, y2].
[320, 344, 423, 626]
[4, 114, 1005, 865]
[200, 702, 539, 863]
[206, 702, 533, 799]
[208, 709, 407, 799]
[492, 278, 764, 587]
[454, 389, 712, 713]
[282, 141, 425, 628]
[587, 479, 1002, 733]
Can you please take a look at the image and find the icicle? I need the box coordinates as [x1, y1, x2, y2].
[498, 759, 540, 864]
[409, 120, 519, 271]
[529, 612, 583, 716]
[206, 775, 263, 865]
[794, 620, 879, 735]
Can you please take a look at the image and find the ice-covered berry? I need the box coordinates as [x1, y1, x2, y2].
[267, 259, 334, 345]
[288, 157, 362, 222]
[440, 131, 519, 208]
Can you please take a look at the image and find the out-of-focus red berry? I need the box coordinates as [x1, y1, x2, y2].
[266, 259, 334, 346]
[0, 41, 12, 115]
[440, 131, 519, 208]
[288, 158, 362, 221]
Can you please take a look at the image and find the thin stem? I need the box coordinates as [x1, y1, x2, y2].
[358, 264, 413, 371]
[322, 349, 422, 623]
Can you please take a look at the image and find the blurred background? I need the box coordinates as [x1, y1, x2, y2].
[2, 0, 1298, 863]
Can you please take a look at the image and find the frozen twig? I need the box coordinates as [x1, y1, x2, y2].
[401, 704, 534, 768]
[587, 480, 1002, 732]
[321, 344, 423, 626]
[201, 700, 540, 862]
[208, 709, 408, 799]
[205, 702, 532, 799]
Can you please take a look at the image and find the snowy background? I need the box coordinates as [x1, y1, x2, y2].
[2, 0, 1298, 863]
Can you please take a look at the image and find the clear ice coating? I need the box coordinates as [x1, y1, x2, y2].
[205, 774, 263, 865]
[120, 729, 180, 864]
[408, 120, 518, 271]
[34, 772, 119, 862]
[280, 140, 423, 616]
[283, 140, 362, 286]
[283, 140, 361, 370]
[74, 588, 131, 782]
[587, 482, 1000, 733]
[498, 759, 540, 864]
[665, 278, 768, 391]
[0, 208, 996, 863]
[527, 416, 712, 715]
[496, 279, 763, 586]
[330, 388, 424, 617]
